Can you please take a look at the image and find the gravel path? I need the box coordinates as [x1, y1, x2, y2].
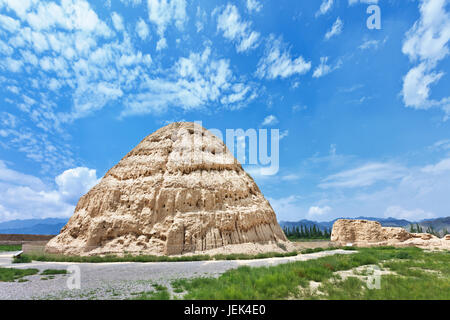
[0, 249, 356, 300]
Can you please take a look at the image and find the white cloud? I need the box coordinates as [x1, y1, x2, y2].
[0, 0, 259, 173]
[2, 57, 23, 72]
[120, 0, 142, 6]
[319, 162, 406, 189]
[279, 129, 289, 140]
[318, 156, 450, 219]
[55, 167, 99, 202]
[22, 0, 112, 36]
[216, 4, 260, 53]
[267, 195, 303, 221]
[195, 6, 206, 32]
[401, 0, 450, 118]
[308, 205, 332, 216]
[312, 56, 342, 78]
[324, 17, 343, 40]
[0, 161, 99, 222]
[111, 12, 124, 31]
[384, 206, 434, 220]
[421, 158, 450, 174]
[156, 37, 167, 50]
[348, 0, 378, 5]
[123, 47, 254, 115]
[271, 156, 450, 221]
[431, 139, 450, 151]
[0, 160, 45, 190]
[0, 13, 20, 32]
[257, 35, 311, 79]
[147, 0, 187, 50]
[0, 0, 37, 19]
[136, 18, 149, 40]
[246, 0, 262, 13]
[281, 174, 300, 181]
[315, 0, 333, 18]
[261, 115, 278, 126]
[359, 40, 378, 50]
[402, 62, 444, 110]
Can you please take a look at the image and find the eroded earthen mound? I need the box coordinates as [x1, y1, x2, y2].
[331, 219, 450, 249]
[46, 122, 289, 256]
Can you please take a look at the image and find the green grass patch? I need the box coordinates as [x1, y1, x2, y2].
[171, 247, 449, 300]
[0, 244, 22, 252]
[16, 250, 300, 263]
[12, 255, 32, 263]
[134, 284, 171, 300]
[41, 269, 68, 275]
[287, 237, 330, 242]
[0, 267, 39, 282]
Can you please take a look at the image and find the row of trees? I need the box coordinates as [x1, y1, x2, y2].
[409, 224, 449, 238]
[283, 225, 331, 240]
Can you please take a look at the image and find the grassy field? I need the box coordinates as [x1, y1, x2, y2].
[287, 238, 330, 242]
[0, 267, 39, 282]
[13, 250, 304, 263]
[136, 247, 449, 300]
[0, 244, 22, 252]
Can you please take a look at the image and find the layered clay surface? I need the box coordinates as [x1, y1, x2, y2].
[46, 122, 289, 256]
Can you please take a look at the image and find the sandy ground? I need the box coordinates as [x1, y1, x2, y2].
[0, 249, 355, 300]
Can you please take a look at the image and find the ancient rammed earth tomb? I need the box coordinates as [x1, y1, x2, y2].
[46, 122, 289, 256]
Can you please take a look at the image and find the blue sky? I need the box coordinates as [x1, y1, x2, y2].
[0, 0, 450, 223]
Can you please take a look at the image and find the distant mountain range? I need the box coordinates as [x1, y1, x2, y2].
[0, 218, 68, 235]
[279, 216, 450, 233]
[0, 216, 448, 235]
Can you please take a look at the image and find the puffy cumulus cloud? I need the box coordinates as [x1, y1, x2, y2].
[0, 13, 20, 32]
[401, 0, 450, 119]
[0, 0, 260, 172]
[0, 0, 143, 126]
[0, 0, 148, 112]
[147, 0, 186, 50]
[9, 0, 112, 36]
[308, 206, 332, 216]
[256, 35, 311, 79]
[324, 17, 343, 40]
[111, 12, 124, 31]
[401, 63, 445, 109]
[136, 18, 149, 40]
[122, 47, 255, 116]
[0, 161, 99, 222]
[55, 167, 99, 202]
[215, 4, 260, 53]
